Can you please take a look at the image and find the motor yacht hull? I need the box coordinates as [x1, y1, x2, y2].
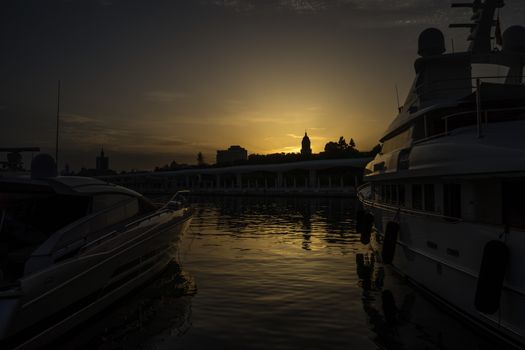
[1, 211, 192, 350]
[363, 203, 525, 348]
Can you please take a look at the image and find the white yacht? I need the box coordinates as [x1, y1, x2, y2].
[357, 0, 525, 347]
[0, 154, 192, 349]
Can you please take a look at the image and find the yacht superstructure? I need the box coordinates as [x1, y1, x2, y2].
[358, 0, 525, 346]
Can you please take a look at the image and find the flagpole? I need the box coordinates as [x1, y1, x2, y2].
[55, 80, 61, 171]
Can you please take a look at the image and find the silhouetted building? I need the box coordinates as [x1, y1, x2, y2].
[216, 145, 247, 165]
[301, 132, 312, 157]
[96, 148, 109, 171]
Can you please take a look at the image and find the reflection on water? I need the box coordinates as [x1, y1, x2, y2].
[58, 196, 510, 349]
[54, 263, 196, 350]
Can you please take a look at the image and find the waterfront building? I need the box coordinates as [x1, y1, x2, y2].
[216, 145, 248, 165]
[96, 148, 109, 171]
[100, 157, 371, 196]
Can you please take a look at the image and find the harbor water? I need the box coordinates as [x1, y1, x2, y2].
[57, 196, 510, 350]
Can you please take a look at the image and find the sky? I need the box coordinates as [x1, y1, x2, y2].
[1, 0, 524, 171]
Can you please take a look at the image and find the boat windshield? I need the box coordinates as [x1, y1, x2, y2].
[0, 193, 90, 281]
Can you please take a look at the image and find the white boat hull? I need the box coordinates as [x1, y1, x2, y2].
[365, 203, 525, 347]
[1, 212, 192, 350]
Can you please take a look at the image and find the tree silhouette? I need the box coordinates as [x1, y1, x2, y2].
[338, 136, 348, 150]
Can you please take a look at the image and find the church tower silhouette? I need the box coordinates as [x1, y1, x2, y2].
[301, 132, 312, 157]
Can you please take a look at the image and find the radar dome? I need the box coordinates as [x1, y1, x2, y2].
[31, 153, 58, 179]
[418, 28, 445, 57]
[503, 26, 525, 53]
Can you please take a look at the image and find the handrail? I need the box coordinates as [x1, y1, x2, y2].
[359, 196, 462, 223]
[357, 188, 525, 233]
[441, 105, 525, 136]
[357, 183, 462, 221]
[413, 74, 525, 102]
[80, 207, 191, 252]
[441, 106, 525, 121]
[411, 105, 525, 145]
[162, 189, 191, 210]
[416, 75, 525, 88]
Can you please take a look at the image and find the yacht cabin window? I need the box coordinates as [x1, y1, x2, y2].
[411, 184, 436, 212]
[373, 184, 405, 207]
[391, 185, 398, 204]
[502, 181, 525, 229]
[424, 184, 435, 211]
[381, 128, 411, 154]
[443, 184, 462, 219]
[412, 184, 423, 210]
[92, 194, 136, 213]
[398, 185, 406, 206]
[90, 197, 140, 233]
[0, 194, 90, 239]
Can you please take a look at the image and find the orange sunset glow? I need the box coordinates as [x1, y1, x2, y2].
[2, 1, 524, 171]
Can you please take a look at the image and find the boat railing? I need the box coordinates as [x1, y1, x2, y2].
[51, 198, 191, 259]
[410, 87, 525, 145]
[359, 195, 463, 223]
[411, 104, 525, 145]
[415, 74, 525, 99]
[357, 182, 459, 221]
[80, 205, 190, 253]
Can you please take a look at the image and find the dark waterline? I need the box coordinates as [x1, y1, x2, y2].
[56, 196, 508, 350]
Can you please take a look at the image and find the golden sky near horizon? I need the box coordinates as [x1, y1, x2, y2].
[1, 0, 524, 170]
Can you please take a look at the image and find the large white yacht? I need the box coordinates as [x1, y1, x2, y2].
[357, 0, 525, 346]
[0, 154, 192, 349]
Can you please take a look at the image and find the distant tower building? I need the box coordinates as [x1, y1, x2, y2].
[216, 145, 248, 165]
[301, 132, 312, 157]
[96, 148, 109, 171]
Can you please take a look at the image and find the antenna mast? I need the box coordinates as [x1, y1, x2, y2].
[449, 0, 505, 53]
[55, 80, 61, 171]
[395, 84, 401, 112]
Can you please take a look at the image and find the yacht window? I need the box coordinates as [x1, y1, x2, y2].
[381, 128, 411, 154]
[427, 114, 446, 137]
[413, 119, 425, 140]
[106, 205, 127, 227]
[92, 194, 135, 213]
[412, 184, 423, 210]
[372, 184, 379, 201]
[502, 181, 525, 229]
[125, 198, 140, 218]
[424, 184, 435, 211]
[474, 181, 502, 224]
[444, 184, 461, 218]
[0, 193, 90, 280]
[385, 185, 391, 203]
[381, 185, 386, 202]
[398, 185, 406, 206]
[90, 197, 140, 233]
[0, 194, 90, 237]
[391, 185, 398, 204]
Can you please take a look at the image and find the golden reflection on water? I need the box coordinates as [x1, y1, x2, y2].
[55, 196, 507, 350]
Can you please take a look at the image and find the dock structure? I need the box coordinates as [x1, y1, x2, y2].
[100, 158, 372, 197]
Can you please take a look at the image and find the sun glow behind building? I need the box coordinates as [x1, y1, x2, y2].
[1, 0, 524, 171]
